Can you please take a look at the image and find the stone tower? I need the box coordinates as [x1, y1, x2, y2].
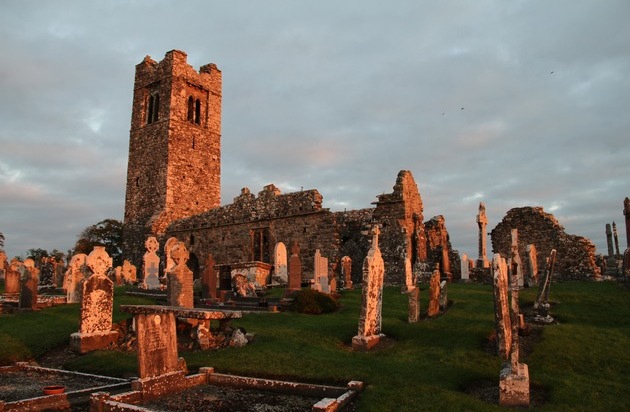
[123, 50, 222, 266]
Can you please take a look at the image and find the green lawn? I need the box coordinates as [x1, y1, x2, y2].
[1, 282, 628, 411]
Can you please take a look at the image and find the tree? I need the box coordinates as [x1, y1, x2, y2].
[74, 219, 124, 266]
[27, 248, 49, 264]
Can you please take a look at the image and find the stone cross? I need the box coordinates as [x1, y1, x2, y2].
[143, 236, 161, 290]
[274, 242, 288, 283]
[352, 225, 385, 351]
[287, 241, 302, 291]
[492, 254, 512, 360]
[167, 241, 194, 308]
[477, 202, 490, 268]
[70, 247, 118, 353]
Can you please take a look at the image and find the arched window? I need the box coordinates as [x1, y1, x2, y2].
[187, 96, 194, 122]
[147, 92, 160, 124]
[153, 93, 159, 122]
[195, 99, 201, 125]
[147, 95, 154, 124]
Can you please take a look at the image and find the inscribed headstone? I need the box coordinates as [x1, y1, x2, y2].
[274, 242, 288, 283]
[201, 253, 217, 299]
[288, 241, 302, 291]
[341, 256, 352, 289]
[136, 312, 179, 379]
[143, 236, 161, 290]
[167, 242, 194, 308]
[352, 226, 385, 351]
[427, 268, 441, 317]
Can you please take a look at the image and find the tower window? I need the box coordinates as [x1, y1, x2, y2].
[187, 96, 194, 122]
[195, 99, 201, 124]
[147, 92, 160, 124]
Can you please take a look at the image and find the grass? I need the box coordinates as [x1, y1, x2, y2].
[1, 281, 628, 411]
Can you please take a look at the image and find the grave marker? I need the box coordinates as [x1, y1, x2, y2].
[274, 242, 288, 283]
[341, 256, 352, 289]
[427, 267, 441, 317]
[167, 242, 194, 308]
[202, 253, 217, 299]
[143, 236, 161, 289]
[18, 258, 39, 310]
[64, 253, 88, 303]
[288, 241, 302, 291]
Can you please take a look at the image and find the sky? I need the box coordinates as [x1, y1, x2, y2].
[1, 1, 629, 261]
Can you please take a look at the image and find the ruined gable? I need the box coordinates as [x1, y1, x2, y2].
[490, 207, 600, 280]
[424, 215, 460, 280]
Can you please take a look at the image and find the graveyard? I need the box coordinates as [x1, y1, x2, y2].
[0, 276, 628, 410]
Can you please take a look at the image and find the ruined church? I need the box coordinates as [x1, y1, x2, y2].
[122, 50, 457, 285]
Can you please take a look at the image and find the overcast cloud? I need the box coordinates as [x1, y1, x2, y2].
[1, 1, 629, 260]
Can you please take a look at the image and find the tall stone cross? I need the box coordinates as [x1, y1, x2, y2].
[477, 202, 489, 268]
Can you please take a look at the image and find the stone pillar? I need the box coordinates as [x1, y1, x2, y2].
[612, 222, 620, 257]
[476, 202, 489, 268]
[624, 197, 630, 249]
[352, 226, 385, 351]
[605, 223, 614, 257]
[510, 229, 524, 287]
[492, 254, 511, 361]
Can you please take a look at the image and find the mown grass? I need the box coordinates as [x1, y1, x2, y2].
[1, 281, 628, 411]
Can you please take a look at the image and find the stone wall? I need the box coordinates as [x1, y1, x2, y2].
[424, 215, 460, 280]
[490, 207, 600, 280]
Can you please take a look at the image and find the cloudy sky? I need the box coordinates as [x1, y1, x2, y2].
[1, 1, 629, 260]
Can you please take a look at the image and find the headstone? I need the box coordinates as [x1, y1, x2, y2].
[427, 267, 441, 317]
[329, 276, 337, 293]
[533, 249, 557, 322]
[526, 244, 538, 287]
[273, 242, 288, 283]
[312, 249, 329, 293]
[460, 253, 470, 281]
[135, 311, 179, 379]
[5, 258, 22, 294]
[492, 254, 512, 360]
[0, 250, 7, 280]
[439, 280, 448, 310]
[70, 247, 117, 353]
[613, 222, 621, 257]
[167, 242, 194, 308]
[201, 253, 217, 299]
[164, 236, 179, 274]
[19, 258, 39, 310]
[509, 229, 524, 287]
[288, 241, 302, 291]
[352, 225, 385, 351]
[408, 287, 420, 323]
[121, 260, 137, 284]
[64, 253, 89, 303]
[39, 258, 54, 287]
[143, 236, 161, 290]
[402, 254, 414, 293]
[341, 256, 352, 289]
[477, 202, 490, 268]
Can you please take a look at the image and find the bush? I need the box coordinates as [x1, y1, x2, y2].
[290, 289, 338, 314]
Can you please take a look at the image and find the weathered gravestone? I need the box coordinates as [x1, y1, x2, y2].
[167, 242, 194, 308]
[402, 254, 414, 293]
[329, 276, 337, 293]
[273, 242, 288, 284]
[312, 249, 329, 293]
[288, 241, 302, 292]
[5, 258, 22, 295]
[427, 267, 441, 317]
[510, 229, 524, 287]
[533, 249, 557, 323]
[70, 247, 118, 353]
[0, 250, 7, 280]
[526, 244, 539, 287]
[64, 253, 89, 303]
[121, 259, 137, 285]
[408, 287, 420, 323]
[143, 236, 161, 290]
[352, 226, 385, 351]
[341, 256, 352, 289]
[493, 253, 530, 406]
[460, 253, 470, 281]
[201, 253, 217, 299]
[19, 258, 39, 310]
[164, 236, 179, 274]
[439, 280, 448, 310]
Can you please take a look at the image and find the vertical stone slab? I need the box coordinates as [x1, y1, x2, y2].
[143, 237, 161, 290]
[427, 268, 441, 317]
[202, 253, 217, 299]
[612, 222, 620, 257]
[534, 249, 557, 321]
[5, 258, 22, 294]
[312, 249, 329, 292]
[329, 276, 337, 293]
[492, 253, 512, 361]
[526, 244, 538, 287]
[288, 241, 302, 291]
[408, 287, 420, 323]
[341, 256, 352, 289]
[64, 253, 88, 303]
[510, 229, 524, 287]
[71, 247, 117, 353]
[402, 255, 414, 293]
[0, 250, 7, 280]
[19, 258, 39, 310]
[460, 253, 470, 281]
[274, 242, 288, 283]
[477, 202, 490, 268]
[136, 312, 179, 379]
[352, 226, 385, 351]
[167, 242, 194, 308]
